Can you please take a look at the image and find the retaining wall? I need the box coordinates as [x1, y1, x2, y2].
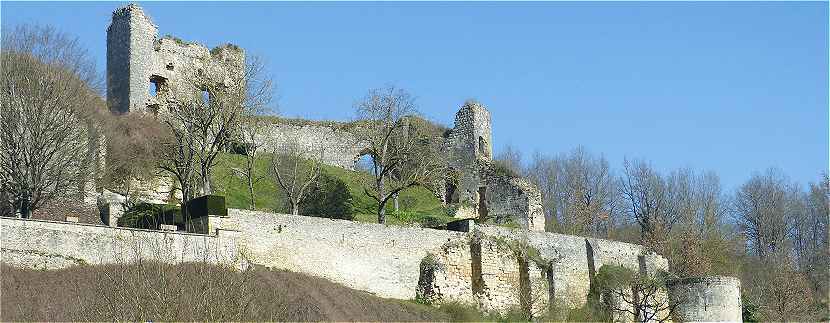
[0, 217, 244, 270]
[1, 210, 681, 317]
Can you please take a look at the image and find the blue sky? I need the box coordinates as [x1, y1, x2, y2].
[2, 1, 827, 190]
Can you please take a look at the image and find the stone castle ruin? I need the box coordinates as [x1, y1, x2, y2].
[107, 4, 245, 116]
[256, 101, 546, 231]
[0, 4, 743, 321]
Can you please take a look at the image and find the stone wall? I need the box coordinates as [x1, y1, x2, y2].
[445, 101, 493, 205]
[215, 209, 464, 299]
[668, 276, 743, 322]
[216, 209, 666, 315]
[479, 162, 546, 231]
[0, 217, 244, 270]
[254, 121, 368, 170]
[4, 209, 725, 318]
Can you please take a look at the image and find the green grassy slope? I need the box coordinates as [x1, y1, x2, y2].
[211, 153, 455, 227]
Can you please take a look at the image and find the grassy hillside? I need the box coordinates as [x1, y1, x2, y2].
[211, 153, 455, 227]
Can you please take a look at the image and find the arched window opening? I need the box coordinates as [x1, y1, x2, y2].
[149, 75, 167, 97]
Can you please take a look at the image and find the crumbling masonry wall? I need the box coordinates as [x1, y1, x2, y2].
[478, 162, 546, 231]
[254, 121, 369, 170]
[445, 101, 493, 205]
[107, 4, 245, 116]
[444, 101, 546, 231]
[419, 224, 670, 314]
[103, 4, 244, 208]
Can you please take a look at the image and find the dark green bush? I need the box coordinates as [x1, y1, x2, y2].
[300, 172, 354, 220]
[118, 203, 181, 229]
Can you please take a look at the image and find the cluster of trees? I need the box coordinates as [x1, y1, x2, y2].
[0, 24, 107, 218]
[500, 146, 828, 321]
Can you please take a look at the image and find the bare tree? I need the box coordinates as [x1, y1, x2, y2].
[101, 113, 169, 210]
[352, 86, 446, 224]
[790, 174, 828, 300]
[270, 139, 322, 215]
[1, 24, 102, 92]
[733, 168, 800, 260]
[236, 55, 275, 210]
[159, 99, 201, 207]
[606, 276, 681, 323]
[559, 147, 617, 237]
[525, 151, 563, 232]
[495, 144, 524, 176]
[662, 169, 732, 278]
[160, 51, 271, 211]
[526, 147, 617, 237]
[619, 159, 680, 251]
[597, 265, 681, 323]
[0, 24, 103, 218]
[742, 256, 819, 321]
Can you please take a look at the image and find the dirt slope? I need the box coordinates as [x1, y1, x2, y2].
[1, 262, 448, 322]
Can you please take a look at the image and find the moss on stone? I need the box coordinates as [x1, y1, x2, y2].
[161, 34, 195, 46]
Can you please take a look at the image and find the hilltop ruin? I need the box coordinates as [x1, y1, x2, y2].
[0, 4, 743, 322]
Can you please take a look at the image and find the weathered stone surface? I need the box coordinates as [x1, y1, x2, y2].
[443, 101, 546, 231]
[216, 209, 464, 299]
[254, 122, 368, 170]
[2, 209, 736, 318]
[106, 4, 244, 116]
[669, 276, 743, 322]
[0, 217, 245, 270]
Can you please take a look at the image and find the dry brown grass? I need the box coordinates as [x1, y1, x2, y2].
[1, 262, 448, 322]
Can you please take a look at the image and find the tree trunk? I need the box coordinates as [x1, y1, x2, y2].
[247, 175, 255, 210]
[19, 198, 31, 219]
[20, 192, 32, 219]
[377, 173, 386, 224]
[393, 193, 399, 212]
[292, 201, 299, 215]
[201, 176, 212, 195]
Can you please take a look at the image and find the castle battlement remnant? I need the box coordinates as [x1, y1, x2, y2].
[107, 4, 244, 116]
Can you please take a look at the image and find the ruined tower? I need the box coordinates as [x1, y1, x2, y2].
[106, 4, 245, 116]
[445, 101, 545, 231]
[452, 101, 493, 164]
[107, 4, 158, 114]
[446, 101, 494, 210]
